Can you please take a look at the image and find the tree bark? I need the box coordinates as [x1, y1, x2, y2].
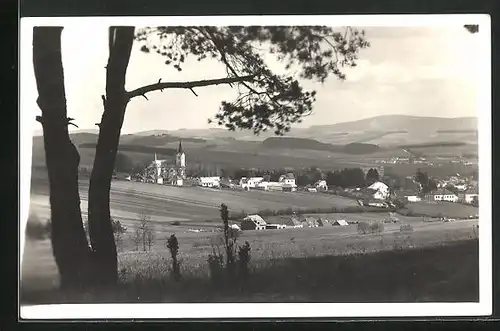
[87, 27, 135, 286]
[32, 27, 91, 290]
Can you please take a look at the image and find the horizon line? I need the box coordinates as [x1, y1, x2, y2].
[31, 113, 478, 136]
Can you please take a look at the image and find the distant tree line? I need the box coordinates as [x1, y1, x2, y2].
[192, 165, 385, 189]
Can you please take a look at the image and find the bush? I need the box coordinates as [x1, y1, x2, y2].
[128, 212, 155, 251]
[207, 253, 224, 283]
[357, 221, 384, 235]
[400, 224, 414, 233]
[165, 234, 181, 281]
[369, 221, 385, 234]
[171, 221, 181, 226]
[237, 241, 251, 278]
[357, 221, 370, 234]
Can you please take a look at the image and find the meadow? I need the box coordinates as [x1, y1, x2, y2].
[23, 175, 480, 305]
[29, 177, 360, 228]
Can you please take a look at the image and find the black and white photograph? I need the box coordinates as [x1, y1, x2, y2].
[19, 15, 492, 319]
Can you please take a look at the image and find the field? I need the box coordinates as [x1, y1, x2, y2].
[402, 201, 479, 219]
[22, 177, 480, 304]
[29, 177, 360, 228]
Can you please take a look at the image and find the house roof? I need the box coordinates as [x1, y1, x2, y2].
[281, 173, 295, 179]
[461, 187, 479, 194]
[243, 214, 266, 225]
[277, 215, 301, 226]
[368, 181, 389, 191]
[433, 188, 458, 196]
[333, 219, 349, 226]
[395, 190, 418, 197]
[199, 176, 220, 183]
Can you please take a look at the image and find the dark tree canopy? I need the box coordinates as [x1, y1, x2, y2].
[365, 168, 380, 183]
[135, 26, 370, 135]
[326, 168, 366, 188]
[415, 169, 437, 195]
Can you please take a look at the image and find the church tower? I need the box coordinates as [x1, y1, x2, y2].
[175, 140, 186, 185]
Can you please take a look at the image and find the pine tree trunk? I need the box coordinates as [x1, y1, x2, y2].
[87, 27, 135, 286]
[32, 27, 92, 290]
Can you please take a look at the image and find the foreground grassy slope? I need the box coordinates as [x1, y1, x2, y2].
[21, 235, 478, 304]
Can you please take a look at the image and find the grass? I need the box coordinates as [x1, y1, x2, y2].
[400, 201, 478, 219]
[21, 218, 479, 304]
[21, 238, 479, 304]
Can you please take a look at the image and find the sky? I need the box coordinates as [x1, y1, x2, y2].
[22, 24, 483, 134]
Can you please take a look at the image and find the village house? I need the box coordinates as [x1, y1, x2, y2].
[197, 176, 221, 188]
[395, 190, 421, 202]
[457, 187, 479, 204]
[271, 215, 302, 228]
[240, 177, 264, 190]
[254, 173, 297, 192]
[315, 179, 328, 191]
[366, 181, 391, 200]
[279, 173, 298, 192]
[424, 189, 459, 203]
[240, 215, 267, 230]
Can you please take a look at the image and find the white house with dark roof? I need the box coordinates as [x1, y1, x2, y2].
[198, 176, 221, 188]
[425, 189, 459, 202]
[458, 187, 479, 204]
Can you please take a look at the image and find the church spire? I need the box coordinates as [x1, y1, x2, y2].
[178, 140, 183, 154]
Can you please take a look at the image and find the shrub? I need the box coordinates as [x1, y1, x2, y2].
[357, 221, 384, 234]
[400, 224, 414, 233]
[127, 212, 155, 251]
[130, 227, 142, 251]
[369, 221, 385, 234]
[171, 221, 181, 226]
[165, 234, 181, 281]
[237, 241, 252, 278]
[357, 221, 370, 234]
[221, 204, 238, 275]
[111, 218, 127, 249]
[207, 253, 224, 283]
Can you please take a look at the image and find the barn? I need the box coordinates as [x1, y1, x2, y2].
[278, 215, 302, 227]
[240, 214, 267, 230]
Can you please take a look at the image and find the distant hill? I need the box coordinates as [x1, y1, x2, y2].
[122, 134, 205, 146]
[308, 115, 478, 133]
[262, 137, 382, 154]
[128, 115, 477, 147]
[29, 115, 477, 174]
[78, 143, 178, 156]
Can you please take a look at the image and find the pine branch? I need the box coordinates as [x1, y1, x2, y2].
[126, 75, 255, 100]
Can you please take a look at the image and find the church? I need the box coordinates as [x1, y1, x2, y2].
[147, 140, 186, 186]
